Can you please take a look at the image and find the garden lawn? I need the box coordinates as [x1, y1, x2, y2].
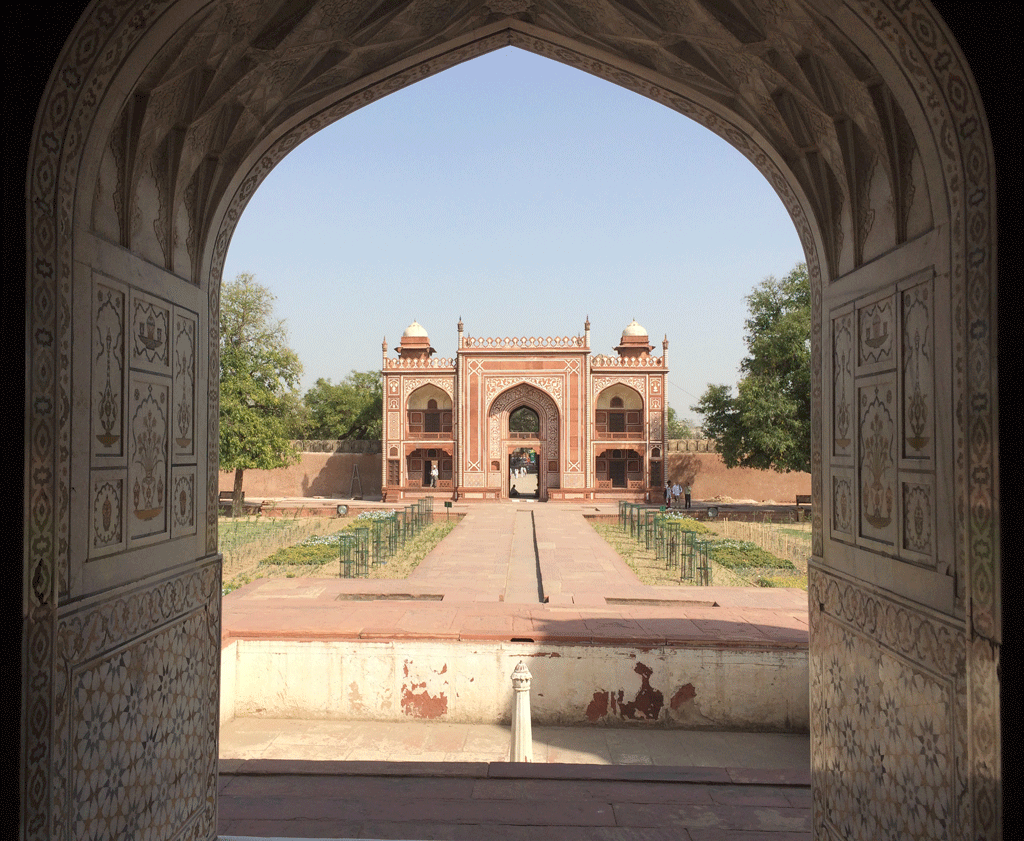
[223, 514, 461, 594]
[591, 516, 806, 590]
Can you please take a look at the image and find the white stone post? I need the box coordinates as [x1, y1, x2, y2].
[509, 661, 533, 762]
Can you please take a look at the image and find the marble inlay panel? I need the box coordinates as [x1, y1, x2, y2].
[70, 611, 211, 840]
[171, 308, 197, 461]
[832, 311, 855, 457]
[901, 281, 933, 461]
[831, 468, 855, 538]
[92, 279, 126, 462]
[89, 472, 127, 558]
[171, 466, 197, 538]
[857, 296, 895, 370]
[129, 376, 169, 543]
[900, 477, 935, 566]
[129, 289, 172, 376]
[859, 379, 897, 546]
[54, 563, 220, 841]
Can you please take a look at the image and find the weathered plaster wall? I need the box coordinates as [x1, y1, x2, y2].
[224, 639, 809, 732]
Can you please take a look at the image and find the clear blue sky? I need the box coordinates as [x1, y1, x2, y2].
[222, 47, 804, 424]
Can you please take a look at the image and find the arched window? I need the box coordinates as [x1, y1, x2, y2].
[425, 398, 440, 432]
[509, 406, 540, 437]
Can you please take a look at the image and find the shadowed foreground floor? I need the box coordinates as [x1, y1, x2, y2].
[218, 759, 812, 840]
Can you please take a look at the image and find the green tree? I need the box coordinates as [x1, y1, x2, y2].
[301, 371, 383, 440]
[692, 263, 810, 472]
[665, 406, 696, 439]
[509, 406, 539, 433]
[219, 273, 303, 513]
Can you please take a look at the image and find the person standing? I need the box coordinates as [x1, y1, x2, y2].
[664, 481, 672, 507]
[671, 481, 681, 509]
[684, 484, 692, 509]
[431, 464, 439, 488]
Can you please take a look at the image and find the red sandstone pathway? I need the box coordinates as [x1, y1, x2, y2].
[222, 502, 808, 648]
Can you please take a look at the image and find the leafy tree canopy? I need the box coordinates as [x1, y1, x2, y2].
[692, 263, 810, 472]
[509, 406, 539, 433]
[219, 273, 302, 507]
[301, 371, 383, 440]
[666, 406, 697, 439]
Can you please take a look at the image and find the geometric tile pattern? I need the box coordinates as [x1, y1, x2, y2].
[54, 562, 220, 841]
[810, 566, 968, 840]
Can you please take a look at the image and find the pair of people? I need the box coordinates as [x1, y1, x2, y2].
[666, 481, 693, 509]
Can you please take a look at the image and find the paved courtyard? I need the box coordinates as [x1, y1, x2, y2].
[220, 500, 811, 839]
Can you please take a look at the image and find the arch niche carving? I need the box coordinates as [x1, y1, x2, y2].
[489, 384, 559, 500]
[21, 2, 1000, 839]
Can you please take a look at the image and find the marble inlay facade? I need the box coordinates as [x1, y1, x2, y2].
[381, 319, 668, 501]
[20, 2, 1000, 840]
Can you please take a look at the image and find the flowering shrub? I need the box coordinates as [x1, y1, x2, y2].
[356, 510, 398, 521]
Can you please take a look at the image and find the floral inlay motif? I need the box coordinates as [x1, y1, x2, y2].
[132, 300, 169, 367]
[93, 285, 124, 453]
[131, 383, 167, 527]
[833, 313, 854, 453]
[173, 312, 195, 450]
[92, 480, 123, 549]
[833, 475, 853, 535]
[860, 385, 895, 534]
[858, 298, 894, 365]
[903, 284, 932, 456]
[903, 483, 933, 556]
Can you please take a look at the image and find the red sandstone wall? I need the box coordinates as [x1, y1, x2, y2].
[221, 449, 809, 503]
[219, 452, 382, 499]
[664, 452, 810, 503]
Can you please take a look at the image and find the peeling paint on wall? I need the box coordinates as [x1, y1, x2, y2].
[401, 683, 448, 718]
[671, 682, 697, 709]
[586, 663, 666, 722]
[401, 658, 450, 719]
[586, 690, 609, 722]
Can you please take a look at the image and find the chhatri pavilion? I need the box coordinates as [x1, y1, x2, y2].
[382, 318, 668, 501]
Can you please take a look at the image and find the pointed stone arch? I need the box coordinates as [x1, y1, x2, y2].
[21, 2, 1000, 838]
[489, 383, 560, 500]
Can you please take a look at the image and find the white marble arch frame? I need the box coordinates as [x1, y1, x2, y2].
[487, 382, 560, 500]
[21, 3, 999, 839]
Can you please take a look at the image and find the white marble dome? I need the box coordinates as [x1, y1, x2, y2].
[621, 319, 648, 337]
[402, 320, 429, 338]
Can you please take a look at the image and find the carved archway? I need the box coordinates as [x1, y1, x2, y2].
[21, 3, 1000, 839]
[489, 384, 560, 500]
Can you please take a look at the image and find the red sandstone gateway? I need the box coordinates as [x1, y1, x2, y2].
[382, 318, 669, 502]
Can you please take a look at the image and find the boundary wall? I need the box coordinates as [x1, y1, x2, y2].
[220, 440, 811, 503]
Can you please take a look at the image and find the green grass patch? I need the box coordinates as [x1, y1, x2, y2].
[222, 516, 462, 593]
[591, 521, 805, 589]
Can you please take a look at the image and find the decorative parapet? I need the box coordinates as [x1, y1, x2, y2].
[591, 354, 666, 368]
[292, 439, 383, 454]
[383, 357, 456, 369]
[460, 335, 586, 350]
[665, 438, 717, 452]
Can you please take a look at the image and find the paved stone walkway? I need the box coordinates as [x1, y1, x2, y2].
[222, 502, 809, 647]
[221, 718, 810, 768]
